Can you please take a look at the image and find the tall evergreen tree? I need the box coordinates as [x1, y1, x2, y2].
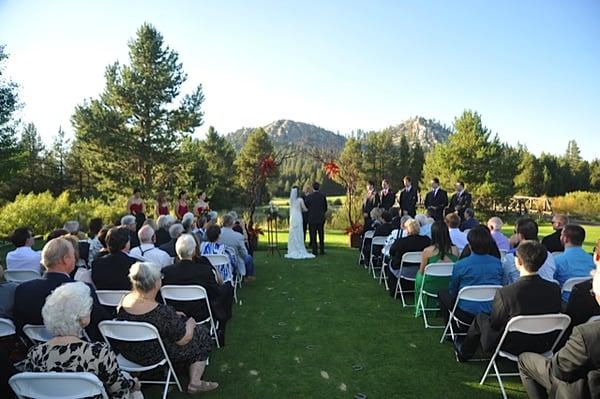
[19, 123, 46, 193]
[199, 126, 239, 208]
[514, 149, 544, 196]
[72, 23, 204, 195]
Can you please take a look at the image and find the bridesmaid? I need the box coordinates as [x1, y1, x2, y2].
[175, 191, 189, 220]
[156, 191, 170, 218]
[127, 188, 146, 215]
[193, 191, 210, 217]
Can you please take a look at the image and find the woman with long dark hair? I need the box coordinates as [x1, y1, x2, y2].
[127, 188, 146, 216]
[175, 191, 189, 220]
[414, 221, 460, 316]
[156, 191, 170, 217]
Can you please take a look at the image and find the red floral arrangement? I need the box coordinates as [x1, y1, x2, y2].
[323, 161, 340, 179]
[344, 222, 363, 235]
[259, 156, 276, 177]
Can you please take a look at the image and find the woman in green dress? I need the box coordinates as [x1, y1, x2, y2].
[415, 221, 460, 317]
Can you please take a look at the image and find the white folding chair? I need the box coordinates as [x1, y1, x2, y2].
[368, 236, 387, 279]
[393, 251, 423, 307]
[439, 285, 502, 343]
[22, 324, 54, 343]
[9, 371, 109, 399]
[95, 290, 128, 308]
[358, 230, 375, 267]
[0, 317, 16, 337]
[561, 276, 592, 300]
[4, 269, 40, 283]
[587, 315, 600, 323]
[98, 320, 182, 399]
[160, 285, 220, 348]
[417, 262, 454, 328]
[479, 313, 571, 399]
[204, 253, 239, 303]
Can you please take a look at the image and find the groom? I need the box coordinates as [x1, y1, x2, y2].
[304, 181, 328, 256]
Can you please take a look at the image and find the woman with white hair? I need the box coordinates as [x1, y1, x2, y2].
[24, 282, 140, 398]
[116, 262, 218, 394]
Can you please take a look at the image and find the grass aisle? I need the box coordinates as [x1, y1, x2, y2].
[154, 230, 526, 399]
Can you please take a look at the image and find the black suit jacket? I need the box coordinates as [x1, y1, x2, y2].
[484, 274, 562, 355]
[162, 258, 230, 322]
[304, 191, 327, 224]
[362, 191, 380, 217]
[13, 272, 110, 341]
[379, 190, 395, 210]
[542, 230, 564, 253]
[389, 235, 431, 269]
[449, 191, 472, 219]
[155, 228, 171, 247]
[91, 251, 137, 290]
[399, 187, 418, 217]
[424, 188, 448, 221]
[373, 222, 394, 238]
[159, 238, 177, 257]
[545, 321, 600, 398]
[566, 279, 600, 328]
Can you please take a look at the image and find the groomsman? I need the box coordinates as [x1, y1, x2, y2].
[362, 180, 380, 227]
[398, 176, 418, 217]
[424, 177, 448, 221]
[448, 181, 472, 220]
[379, 179, 395, 211]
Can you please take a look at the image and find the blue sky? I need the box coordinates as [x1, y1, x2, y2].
[1, 0, 599, 160]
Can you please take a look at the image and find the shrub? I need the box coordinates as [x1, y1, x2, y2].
[329, 195, 363, 230]
[332, 198, 343, 206]
[0, 191, 126, 238]
[551, 191, 600, 222]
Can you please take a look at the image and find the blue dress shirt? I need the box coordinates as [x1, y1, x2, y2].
[554, 246, 595, 301]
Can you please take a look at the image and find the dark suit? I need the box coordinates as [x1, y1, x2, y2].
[424, 188, 448, 221]
[398, 186, 418, 217]
[519, 321, 600, 399]
[91, 251, 137, 290]
[542, 230, 564, 253]
[162, 258, 233, 326]
[459, 275, 562, 359]
[129, 230, 140, 249]
[304, 191, 328, 255]
[159, 238, 177, 257]
[449, 191, 472, 220]
[362, 191, 380, 227]
[565, 279, 600, 329]
[379, 189, 395, 210]
[300, 193, 309, 242]
[155, 227, 171, 247]
[389, 235, 431, 269]
[13, 272, 110, 341]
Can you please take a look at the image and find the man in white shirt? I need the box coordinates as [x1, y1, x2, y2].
[128, 225, 173, 268]
[445, 213, 468, 253]
[6, 227, 41, 272]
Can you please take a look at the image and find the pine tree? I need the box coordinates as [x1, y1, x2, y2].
[199, 126, 239, 208]
[19, 123, 46, 193]
[72, 23, 204, 195]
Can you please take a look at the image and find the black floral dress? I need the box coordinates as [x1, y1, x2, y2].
[24, 341, 135, 399]
[115, 303, 213, 366]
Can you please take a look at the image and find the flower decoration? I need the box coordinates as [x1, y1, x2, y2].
[323, 161, 340, 179]
[259, 156, 276, 177]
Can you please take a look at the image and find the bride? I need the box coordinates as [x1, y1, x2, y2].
[285, 186, 315, 259]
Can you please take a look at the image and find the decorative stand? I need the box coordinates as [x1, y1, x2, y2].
[266, 215, 281, 256]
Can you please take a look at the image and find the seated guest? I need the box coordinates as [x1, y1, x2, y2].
[487, 216, 510, 252]
[159, 223, 185, 258]
[121, 215, 140, 249]
[542, 213, 567, 254]
[459, 208, 479, 232]
[92, 227, 137, 290]
[163, 234, 233, 346]
[46, 228, 68, 241]
[5, 227, 41, 272]
[389, 207, 401, 230]
[182, 211, 195, 234]
[86, 217, 104, 266]
[503, 218, 556, 285]
[14, 237, 109, 341]
[0, 266, 18, 319]
[414, 221, 459, 315]
[439, 225, 504, 330]
[155, 214, 175, 246]
[24, 282, 139, 398]
[365, 207, 383, 232]
[446, 213, 468, 252]
[455, 240, 562, 361]
[95, 227, 111, 260]
[219, 214, 255, 282]
[116, 262, 218, 393]
[64, 220, 91, 268]
[415, 214, 434, 239]
[129, 225, 172, 268]
[519, 268, 600, 399]
[565, 238, 600, 328]
[388, 219, 431, 298]
[554, 224, 595, 302]
[200, 225, 235, 287]
[142, 217, 158, 231]
[374, 211, 394, 238]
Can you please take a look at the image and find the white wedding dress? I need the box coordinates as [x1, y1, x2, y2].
[285, 188, 315, 259]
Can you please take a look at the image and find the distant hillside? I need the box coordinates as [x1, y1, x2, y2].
[226, 119, 346, 152]
[378, 116, 452, 151]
